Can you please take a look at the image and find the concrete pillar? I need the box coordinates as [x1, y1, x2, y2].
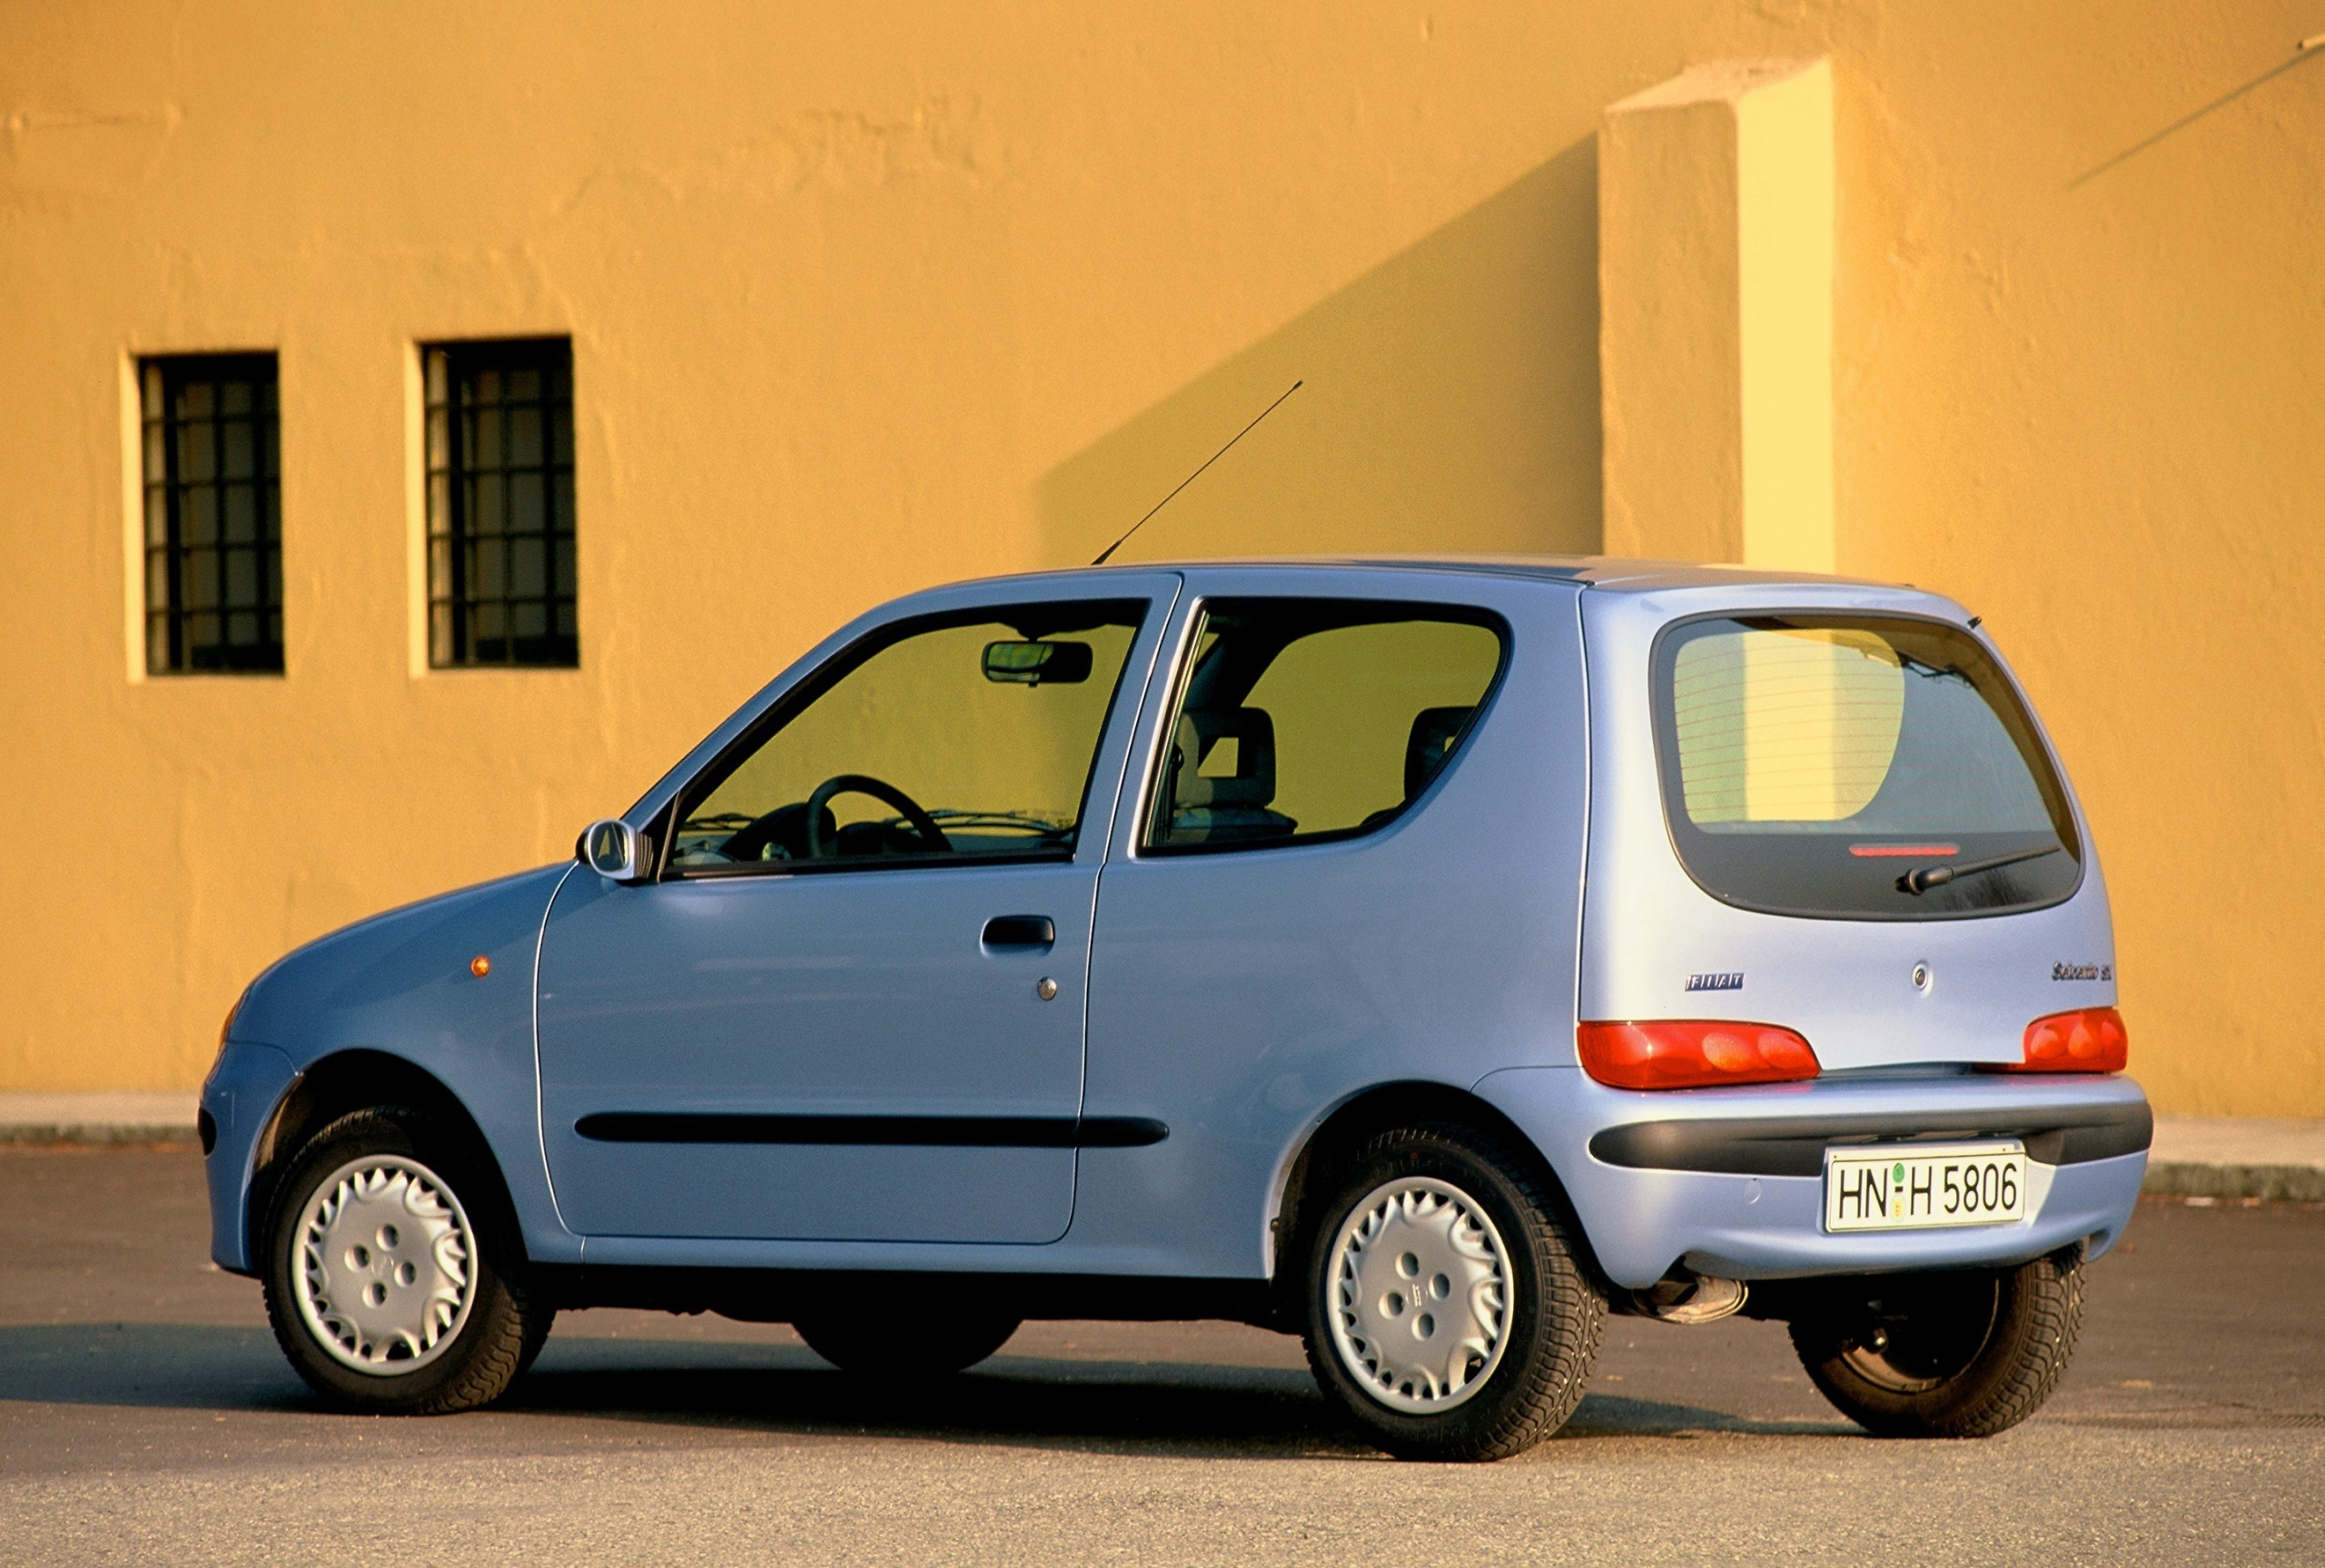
[1598, 58, 1834, 570]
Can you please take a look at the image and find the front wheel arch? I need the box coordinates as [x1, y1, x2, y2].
[250, 1050, 521, 1271]
[1269, 1081, 1608, 1330]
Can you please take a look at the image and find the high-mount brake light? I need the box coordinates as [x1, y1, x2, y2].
[1577, 1021, 1821, 1090]
[1988, 1006, 2128, 1073]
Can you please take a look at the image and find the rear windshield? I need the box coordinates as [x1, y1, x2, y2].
[1650, 615, 2081, 920]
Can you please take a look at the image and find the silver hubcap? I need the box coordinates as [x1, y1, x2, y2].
[1326, 1176, 1513, 1414]
[292, 1154, 477, 1376]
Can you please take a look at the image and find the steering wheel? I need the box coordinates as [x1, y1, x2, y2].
[805, 774, 952, 859]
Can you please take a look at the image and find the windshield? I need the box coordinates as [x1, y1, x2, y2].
[1650, 615, 2081, 919]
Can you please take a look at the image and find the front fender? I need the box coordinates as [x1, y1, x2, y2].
[218, 862, 581, 1269]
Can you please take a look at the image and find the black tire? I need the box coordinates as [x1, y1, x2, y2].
[1789, 1247, 2084, 1438]
[1298, 1124, 1605, 1462]
[793, 1307, 1022, 1378]
[262, 1106, 552, 1415]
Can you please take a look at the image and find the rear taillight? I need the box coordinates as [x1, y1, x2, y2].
[1577, 1021, 1821, 1090]
[1987, 1006, 2128, 1073]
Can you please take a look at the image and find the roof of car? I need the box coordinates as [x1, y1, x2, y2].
[1089, 554, 1898, 595]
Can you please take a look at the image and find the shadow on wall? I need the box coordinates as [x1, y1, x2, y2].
[1038, 138, 1605, 567]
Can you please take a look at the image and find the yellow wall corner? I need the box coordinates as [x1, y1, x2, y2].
[1599, 58, 1833, 574]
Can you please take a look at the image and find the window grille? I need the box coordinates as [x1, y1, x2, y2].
[424, 339, 578, 667]
[139, 355, 283, 674]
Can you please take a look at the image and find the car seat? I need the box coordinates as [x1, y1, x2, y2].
[1166, 708, 1298, 843]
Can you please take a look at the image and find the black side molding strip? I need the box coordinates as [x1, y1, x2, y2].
[1588, 1098, 2152, 1178]
[575, 1113, 1168, 1149]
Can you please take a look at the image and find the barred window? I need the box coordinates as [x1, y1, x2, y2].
[139, 355, 283, 674]
[425, 339, 578, 667]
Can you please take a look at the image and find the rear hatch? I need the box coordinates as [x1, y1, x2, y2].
[1578, 581, 2117, 1071]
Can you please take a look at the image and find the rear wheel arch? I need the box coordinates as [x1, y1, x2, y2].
[250, 1050, 520, 1265]
[1269, 1081, 1607, 1326]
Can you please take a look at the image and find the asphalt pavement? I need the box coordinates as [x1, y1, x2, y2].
[2, 1147, 2319, 1565]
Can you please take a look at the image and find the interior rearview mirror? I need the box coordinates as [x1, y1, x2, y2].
[983, 639, 1093, 685]
[578, 818, 652, 882]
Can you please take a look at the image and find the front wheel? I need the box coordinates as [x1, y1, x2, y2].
[1300, 1125, 1605, 1462]
[1789, 1247, 2084, 1437]
[262, 1107, 551, 1414]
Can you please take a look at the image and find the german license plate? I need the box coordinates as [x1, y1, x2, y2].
[1823, 1140, 2027, 1233]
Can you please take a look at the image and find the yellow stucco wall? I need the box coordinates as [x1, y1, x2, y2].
[3, 4, 2321, 1114]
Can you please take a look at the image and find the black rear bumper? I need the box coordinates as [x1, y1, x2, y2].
[1588, 1097, 2152, 1177]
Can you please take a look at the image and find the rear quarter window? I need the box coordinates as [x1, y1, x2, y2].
[1650, 615, 2081, 920]
[1145, 599, 1509, 853]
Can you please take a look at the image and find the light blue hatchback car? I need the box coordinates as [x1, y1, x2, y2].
[203, 557, 2148, 1460]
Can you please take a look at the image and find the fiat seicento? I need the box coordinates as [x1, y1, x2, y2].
[202, 557, 2146, 1460]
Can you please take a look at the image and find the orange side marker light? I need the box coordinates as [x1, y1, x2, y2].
[470, 955, 492, 978]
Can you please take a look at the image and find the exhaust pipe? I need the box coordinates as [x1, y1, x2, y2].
[1623, 1273, 1748, 1325]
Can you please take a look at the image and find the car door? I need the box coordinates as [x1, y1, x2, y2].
[535, 579, 1176, 1242]
[1073, 574, 1591, 1277]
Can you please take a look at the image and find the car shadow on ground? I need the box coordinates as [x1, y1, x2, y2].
[0, 1322, 307, 1413]
[0, 1322, 1856, 1454]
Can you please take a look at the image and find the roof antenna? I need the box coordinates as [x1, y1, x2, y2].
[1090, 380, 1302, 566]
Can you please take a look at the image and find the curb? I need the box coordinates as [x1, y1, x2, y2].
[0, 1095, 201, 1147]
[2142, 1162, 2325, 1204]
[0, 1119, 200, 1145]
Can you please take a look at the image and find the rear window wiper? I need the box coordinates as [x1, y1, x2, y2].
[1896, 843, 2061, 895]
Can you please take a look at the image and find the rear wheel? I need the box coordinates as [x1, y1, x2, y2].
[793, 1307, 1022, 1378]
[262, 1107, 551, 1414]
[1300, 1124, 1604, 1462]
[1789, 1247, 2083, 1437]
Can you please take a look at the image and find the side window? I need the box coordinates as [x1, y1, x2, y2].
[668, 601, 1146, 873]
[1145, 599, 1507, 852]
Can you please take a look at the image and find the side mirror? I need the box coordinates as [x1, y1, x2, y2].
[983, 639, 1093, 685]
[578, 818, 653, 883]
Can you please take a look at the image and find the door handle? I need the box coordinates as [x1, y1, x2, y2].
[981, 914, 1056, 950]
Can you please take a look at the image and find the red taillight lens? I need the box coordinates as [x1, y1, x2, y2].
[1993, 1006, 2128, 1073]
[1577, 1021, 1821, 1090]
